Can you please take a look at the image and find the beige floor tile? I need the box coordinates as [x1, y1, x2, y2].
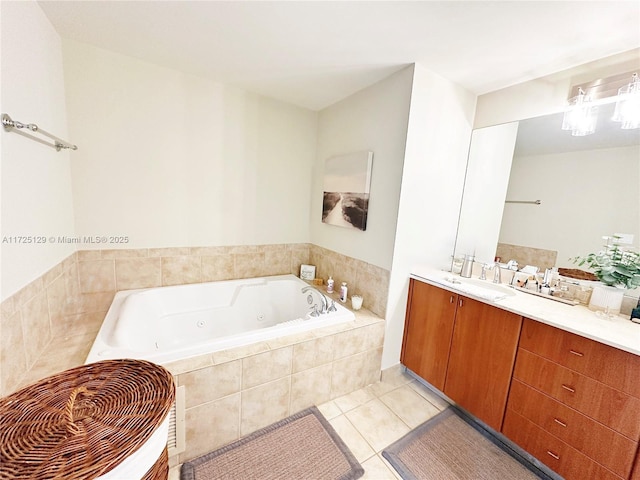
[168, 466, 180, 480]
[361, 454, 401, 480]
[407, 379, 451, 411]
[345, 399, 410, 453]
[317, 400, 342, 420]
[334, 387, 375, 413]
[378, 385, 441, 428]
[329, 415, 376, 463]
[380, 366, 413, 387]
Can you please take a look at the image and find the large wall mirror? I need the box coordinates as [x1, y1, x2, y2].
[453, 99, 640, 272]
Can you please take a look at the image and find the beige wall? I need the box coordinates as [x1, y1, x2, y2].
[312, 66, 414, 271]
[0, 2, 76, 300]
[62, 40, 318, 250]
[383, 64, 477, 369]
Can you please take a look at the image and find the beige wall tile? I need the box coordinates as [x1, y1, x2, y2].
[201, 255, 234, 282]
[182, 393, 240, 462]
[228, 245, 258, 254]
[242, 347, 292, 389]
[149, 247, 191, 257]
[74, 292, 115, 315]
[162, 256, 201, 286]
[78, 260, 115, 293]
[292, 336, 334, 373]
[50, 311, 105, 339]
[115, 257, 162, 290]
[190, 246, 230, 256]
[332, 328, 368, 360]
[355, 267, 389, 318]
[20, 291, 51, 368]
[234, 252, 266, 279]
[13, 277, 44, 308]
[46, 272, 70, 319]
[264, 249, 291, 276]
[42, 263, 64, 288]
[240, 377, 290, 435]
[164, 354, 213, 376]
[213, 342, 270, 364]
[100, 248, 149, 259]
[290, 363, 333, 413]
[77, 250, 101, 261]
[331, 352, 367, 398]
[363, 348, 383, 386]
[1, 310, 27, 396]
[363, 322, 385, 351]
[1, 296, 16, 318]
[290, 246, 310, 276]
[179, 360, 242, 408]
[61, 252, 78, 271]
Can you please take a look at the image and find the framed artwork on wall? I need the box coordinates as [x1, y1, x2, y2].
[322, 151, 373, 231]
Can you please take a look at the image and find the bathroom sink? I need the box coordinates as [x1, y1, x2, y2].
[458, 277, 516, 296]
[440, 275, 516, 300]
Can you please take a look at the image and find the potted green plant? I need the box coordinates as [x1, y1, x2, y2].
[572, 236, 640, 314]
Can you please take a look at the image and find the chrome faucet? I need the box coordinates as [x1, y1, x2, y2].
[301, 286, 328, 314]
[480, 263, 492, 280]
[493, 263, 502, 284]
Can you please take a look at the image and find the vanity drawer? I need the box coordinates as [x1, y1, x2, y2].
[506, 379, 637, 478]
[513, 348, 640, 441]
[520, 319, 640, 399]
[503, 409, 623, 480]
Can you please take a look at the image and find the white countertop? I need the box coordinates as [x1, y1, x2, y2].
[411, 265, 640, 357]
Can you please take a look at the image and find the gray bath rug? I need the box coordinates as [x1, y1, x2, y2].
[382, 407, 554, 480]
[180, 406, 364, 480]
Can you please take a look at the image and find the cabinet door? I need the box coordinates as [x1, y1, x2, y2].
[632, 453, 640, 480]
[444, 297, 522, 431]
[401, 279, 457, 390]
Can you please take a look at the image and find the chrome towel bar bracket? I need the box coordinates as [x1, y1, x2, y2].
[2, 113, 77, 151]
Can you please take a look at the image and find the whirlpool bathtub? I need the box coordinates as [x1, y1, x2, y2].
[86, 274, 355, 365]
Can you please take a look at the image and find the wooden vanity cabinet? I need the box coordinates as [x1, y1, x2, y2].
[401, 279, 457, 391]
[503, 318, 640, 480]
[443, 297, 523, 431]
[401, 279, 523, 431]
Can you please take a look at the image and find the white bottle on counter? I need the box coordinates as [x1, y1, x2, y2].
[339, 282, 348, 303]
[327, 276, 334, 293]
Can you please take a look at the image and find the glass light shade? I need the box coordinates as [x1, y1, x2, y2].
[612, 74, 640, 129]
[562, 90, 597, 136]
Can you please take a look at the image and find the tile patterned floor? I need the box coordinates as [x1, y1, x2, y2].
[169, 368, 448, 479]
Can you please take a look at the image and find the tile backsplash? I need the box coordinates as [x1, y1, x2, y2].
[0, 243, 391, 396]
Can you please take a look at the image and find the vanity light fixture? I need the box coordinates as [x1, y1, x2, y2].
[612, 73, 640, 129]
[562, 87, 597, 136]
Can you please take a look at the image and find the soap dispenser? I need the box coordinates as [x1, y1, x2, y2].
[460, 254, 474, 278]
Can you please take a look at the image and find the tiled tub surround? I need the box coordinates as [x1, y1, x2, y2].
[166, 308, 384, 465]
[1, 243, 389, 411]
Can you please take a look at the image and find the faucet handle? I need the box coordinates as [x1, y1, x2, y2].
[328, 299, 337, 312]
[493, 263, 502, 284]
[479, 262, 494, 280]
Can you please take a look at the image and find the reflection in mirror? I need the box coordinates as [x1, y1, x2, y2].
[454, 99, 640, 274]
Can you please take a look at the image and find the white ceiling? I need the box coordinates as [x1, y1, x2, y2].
[38, 1, 640, 111]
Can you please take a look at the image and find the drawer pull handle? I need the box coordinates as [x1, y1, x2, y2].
[569, 350, 584, 357]
[561, 384, 575, 393]
[546, 451, 560, 460]
[450, 295, 454, 304]
[553, 418, 567, 428]
[459, 299, 463, 307]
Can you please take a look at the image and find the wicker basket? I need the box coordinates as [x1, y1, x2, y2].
[0, 359, 175, 479]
